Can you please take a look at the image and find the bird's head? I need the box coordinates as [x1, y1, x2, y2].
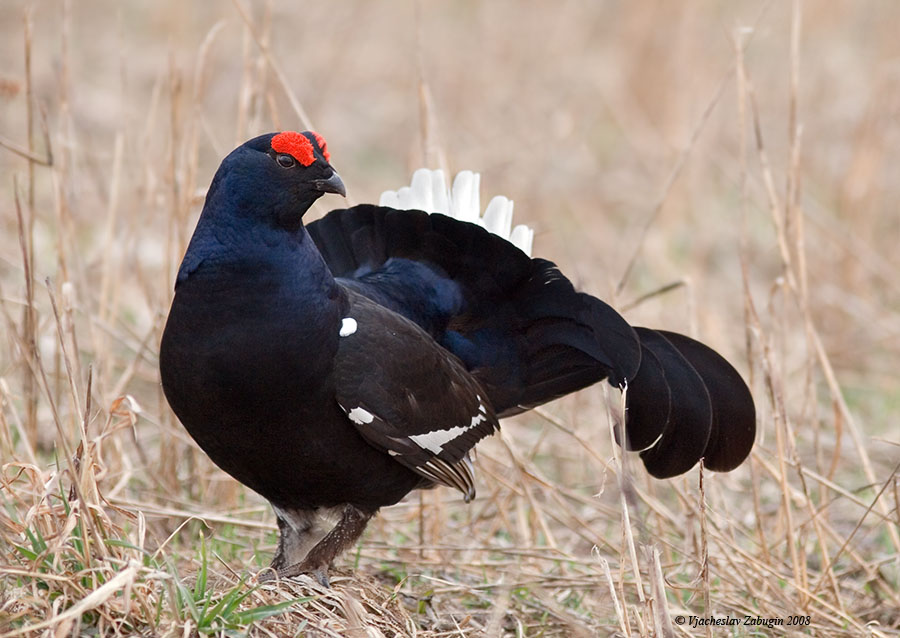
[207, 130, 346, 233]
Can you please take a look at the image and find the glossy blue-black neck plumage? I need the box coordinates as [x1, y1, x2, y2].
[177, 138, 332, 287]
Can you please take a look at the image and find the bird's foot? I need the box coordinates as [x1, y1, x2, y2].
[256, 561, 331, 587]
[256, 567, 278, 583]
[258, 505, 371, 589]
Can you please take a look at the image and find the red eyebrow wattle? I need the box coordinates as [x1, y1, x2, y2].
[271, 131, 316, 166]
[311, 131, 330, 163]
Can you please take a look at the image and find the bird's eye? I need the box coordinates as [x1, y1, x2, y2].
[276, 154, 296, 168]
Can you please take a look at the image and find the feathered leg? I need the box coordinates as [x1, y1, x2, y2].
[260, 506, 317, 581]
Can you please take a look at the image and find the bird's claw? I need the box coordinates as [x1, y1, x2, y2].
[310, 567, 330, 588]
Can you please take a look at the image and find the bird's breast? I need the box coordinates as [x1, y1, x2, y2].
[161, 266, 342, 430]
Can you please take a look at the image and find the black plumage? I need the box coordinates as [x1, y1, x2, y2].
[159, 131, 756, 585]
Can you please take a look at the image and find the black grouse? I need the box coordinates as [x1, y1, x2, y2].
[159, 131, 755, 585]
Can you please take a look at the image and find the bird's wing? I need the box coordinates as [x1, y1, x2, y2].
[332, 289, 499, 501]
[307, 205, 642, 413]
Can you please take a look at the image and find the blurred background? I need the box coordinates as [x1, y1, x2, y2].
[1, 1, 899, 635]
[2, 1, 898, 405]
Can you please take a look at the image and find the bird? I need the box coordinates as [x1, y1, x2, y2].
[159, 130, 755, 586]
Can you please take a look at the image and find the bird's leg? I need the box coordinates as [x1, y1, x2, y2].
[273, 504, 372, 587]
[259, 507, 317, 582]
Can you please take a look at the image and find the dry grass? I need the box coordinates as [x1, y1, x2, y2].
[2, 1, 899, 636]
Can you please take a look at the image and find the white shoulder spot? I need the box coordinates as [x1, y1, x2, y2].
[339, 317, 358, 337]
[347, 407, 375, 425]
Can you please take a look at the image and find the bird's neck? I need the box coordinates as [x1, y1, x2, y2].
[175, 219, 346, 332]
[166, 223, 346, 407]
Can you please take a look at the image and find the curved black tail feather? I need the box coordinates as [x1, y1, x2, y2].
[619, 328, 755, 478]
